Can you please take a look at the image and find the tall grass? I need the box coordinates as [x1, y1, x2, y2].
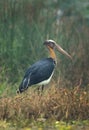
[0, 86, 89, 121]
[0, 0, 89, 88]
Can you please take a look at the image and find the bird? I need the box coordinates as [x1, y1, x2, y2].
[18, 40, 72, 93]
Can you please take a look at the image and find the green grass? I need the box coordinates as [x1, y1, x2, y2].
[0, 119, 89, 130]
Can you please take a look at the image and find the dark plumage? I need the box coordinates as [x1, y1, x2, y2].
[19, 58, 56, 93]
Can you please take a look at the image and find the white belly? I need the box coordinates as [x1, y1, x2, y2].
[37, 71, 54, 86]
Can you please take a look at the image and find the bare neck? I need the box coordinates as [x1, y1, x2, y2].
[48, 46, 57, 61]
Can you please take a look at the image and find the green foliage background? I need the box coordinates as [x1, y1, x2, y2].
[0, 0, 89, 89]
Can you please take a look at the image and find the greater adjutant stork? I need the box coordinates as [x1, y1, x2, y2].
[18, 40, 72, 93]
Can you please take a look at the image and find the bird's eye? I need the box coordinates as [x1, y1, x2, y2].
[49, 42, 54, 48]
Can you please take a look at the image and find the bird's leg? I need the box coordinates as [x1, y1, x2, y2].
[37, 86, 40, 92]
[41, 85, 44, 91]
[34, 85, 44, 96]
[36, 85, 44, 95]
[37, 85, 44, 92]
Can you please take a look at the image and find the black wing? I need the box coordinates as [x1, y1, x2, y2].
[19, 58, 55, 93]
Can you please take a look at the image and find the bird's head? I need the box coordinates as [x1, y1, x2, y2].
[44, 40, 56, 49]
[44, 39, 72, 60]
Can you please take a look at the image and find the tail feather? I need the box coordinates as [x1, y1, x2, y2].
[18, 77, 30, 93]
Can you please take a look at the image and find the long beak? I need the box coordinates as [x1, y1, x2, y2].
[55, 43, 72, 60]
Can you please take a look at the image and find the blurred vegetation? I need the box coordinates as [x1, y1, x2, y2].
[0, 0, 89, 88]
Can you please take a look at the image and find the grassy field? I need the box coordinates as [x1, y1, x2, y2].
[0, 83, 89, 130]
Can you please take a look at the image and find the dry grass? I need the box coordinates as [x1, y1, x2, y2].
[0, 85, 89, 122]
